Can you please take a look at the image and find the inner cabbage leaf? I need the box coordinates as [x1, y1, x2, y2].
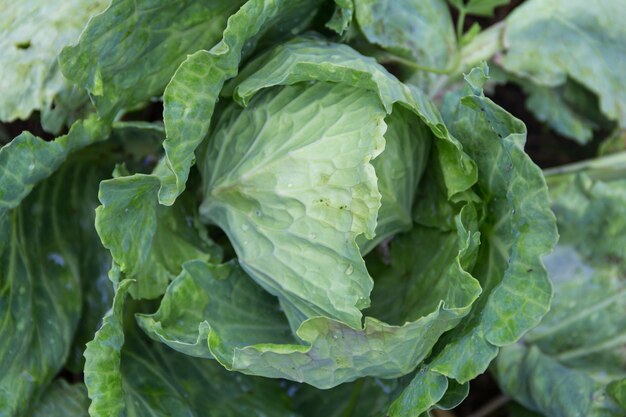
[201, 81, 386, 328]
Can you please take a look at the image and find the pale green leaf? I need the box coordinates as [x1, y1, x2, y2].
[91, 122, 219, 300]
[0, 0, 107, 132]
[136, 260, 294, 359]
[523, 83, 597, 145]
[368, 205, 479, 416]
[365, 204, 481, 326]
[543, 152, 626, 186]
[434, 380, 470, 411]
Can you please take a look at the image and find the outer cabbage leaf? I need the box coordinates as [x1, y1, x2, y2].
[29, 380, 89, 417]
[292, 373, 465, 417]
[83, 277, 132, 417]
[543, 152, 626, 184]
[85, 290, 298, 417]
[201, 81, 386, 327]
[136, 260, 295, 359]
[387, 370, 448, 417]
[0, 120, 171, 413]
[138, 242, 479, 389]
[0, 120, 111, 417]
[95, 169, 219, 299]
[0, 0, 107, 132]
[121, 328, 298, 417]
[496, 345, 625, 417]
[65, 123, 167, 372]
[0, 171, 84, 416]
[494, 168, 626, 417]
[59, 0, 245, 118]
[0, 116, 109, 214]
[414, 65, 557, 384]
[501, 0, 626, 128]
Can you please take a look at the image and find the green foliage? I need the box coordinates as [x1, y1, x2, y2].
[0, 1, 624, 417]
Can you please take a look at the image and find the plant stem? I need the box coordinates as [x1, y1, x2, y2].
[459, 21, 505, 72]
[379, 53, 451, 74]
[544, 151, 626, 185]
[456, 9, 467, 44]
[429, 21, 506, 99]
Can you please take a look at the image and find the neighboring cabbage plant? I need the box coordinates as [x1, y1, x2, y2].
[494, 154, 626, 417]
